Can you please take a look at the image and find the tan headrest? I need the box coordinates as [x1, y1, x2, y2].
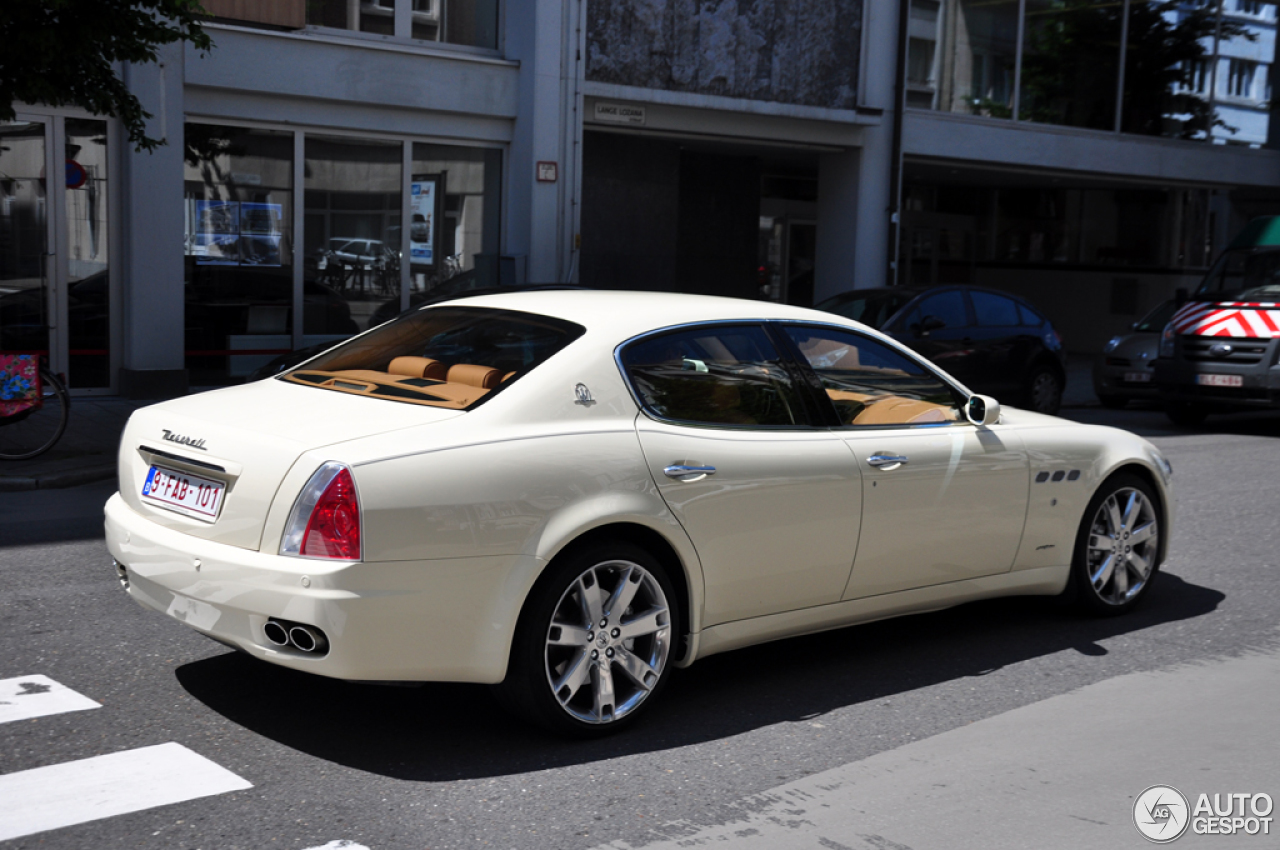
[389, 356, 447, 380]
[447, 363, 501, 388]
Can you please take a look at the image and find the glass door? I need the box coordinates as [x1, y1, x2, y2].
[0, 120, 54, 368]
[1, 116, 113, 391]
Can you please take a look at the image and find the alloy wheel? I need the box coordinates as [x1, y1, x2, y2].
[543, 559, 672, 724]
[1084, 487, 1159, 606]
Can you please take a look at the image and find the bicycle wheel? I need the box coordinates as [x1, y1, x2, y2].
[0, 367, 70, 461]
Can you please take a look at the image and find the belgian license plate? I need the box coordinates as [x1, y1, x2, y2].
[141, 465, 225, 520]
[1124, 371, 1151, 383]
[1196, 374, 1243, 388]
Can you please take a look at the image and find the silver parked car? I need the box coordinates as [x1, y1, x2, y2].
[1093, 300, 1179, 409]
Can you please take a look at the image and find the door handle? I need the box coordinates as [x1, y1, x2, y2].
[663, 464, 716, 480]
[867, 454, 908, 470]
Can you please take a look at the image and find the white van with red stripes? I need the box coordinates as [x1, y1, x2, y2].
[1154, 217, 1280, 426]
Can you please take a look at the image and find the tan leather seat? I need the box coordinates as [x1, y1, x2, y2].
[388, 356, 447, 380]
[447, 364, 501, 389]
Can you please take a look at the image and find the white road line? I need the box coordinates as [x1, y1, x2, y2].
[302, 842, 373, 850]
[0, 742, 253, 842]
[0, 674, 100, 724]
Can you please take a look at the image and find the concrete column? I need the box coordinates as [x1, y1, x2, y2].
[815, 150, 862, 301]
[119, 42, 187, 398]
[504, 0, 570, 283]
[813, 0, 900, 301]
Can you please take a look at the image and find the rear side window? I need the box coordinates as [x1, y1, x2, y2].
[902, 290, 970, 331]
[972, 291, 1021, 327]
[621, 325, 807, 427]
[282, 306, 584, 409]
[1017, 302, 1046, 327]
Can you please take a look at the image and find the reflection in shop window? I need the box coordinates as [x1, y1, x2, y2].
[183, 125, 303, 386]
[911, 0, 1274, 146]
[409, 143, 503, 295]
[305, 0, 498, 48]
[304, 136, 402, 339]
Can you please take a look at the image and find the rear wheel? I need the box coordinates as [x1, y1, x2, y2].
[0, 366, 70, 461]
[496, 541, 679, 737]
[1067, 473, 1161, 616]
[1165, 402, 1207, 427]
[1024, 365, 1063, 415]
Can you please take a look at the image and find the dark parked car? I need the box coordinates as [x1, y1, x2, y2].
[1092, 299, 1179, 409]
[816, 285, 1068, 414]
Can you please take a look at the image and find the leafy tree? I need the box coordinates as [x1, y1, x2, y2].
[1020, 0, 1249, 138]
[0, 0, 212, 151]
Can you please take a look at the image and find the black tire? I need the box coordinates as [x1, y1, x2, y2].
[1165, 401, 1207, 427]
[1024, 364, 1063, 415]
[0, 366, 70, 461]
[1097, 394, 1128, 410]
[1066, 473, 1162, 617]
[495, 541, 680, 737]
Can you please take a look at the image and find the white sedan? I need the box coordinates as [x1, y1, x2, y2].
[105, 291, 1173, 735]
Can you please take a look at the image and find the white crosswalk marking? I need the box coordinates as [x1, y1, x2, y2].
[0, 742, 253, 842]
[0, 674, 100, 724]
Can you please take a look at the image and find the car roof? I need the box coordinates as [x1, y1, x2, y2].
[423, 289, 865, 340]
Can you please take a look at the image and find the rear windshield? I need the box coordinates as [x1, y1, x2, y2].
[1196, 247, 1280, 300]
[282, 306, 584, 408]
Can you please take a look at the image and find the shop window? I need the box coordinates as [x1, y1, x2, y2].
[408, 144, 503, 294]
[183, 125, 298, 386]
[304, 136, 403, 339]
[306, 0, 498, 49]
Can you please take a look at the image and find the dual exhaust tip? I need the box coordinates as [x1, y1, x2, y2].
[263, 618, 329, 655]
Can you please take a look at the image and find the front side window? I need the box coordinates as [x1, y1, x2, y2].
[621, 325, 807, 427]
[284, 306, 583, 409]
[783, 325, 965, 427]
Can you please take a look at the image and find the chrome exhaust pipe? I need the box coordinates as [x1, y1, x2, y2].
[288, 624, 328, 654]
[263, 619, 290, 647]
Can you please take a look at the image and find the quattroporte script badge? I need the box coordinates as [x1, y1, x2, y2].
[162, 429, 208, 451]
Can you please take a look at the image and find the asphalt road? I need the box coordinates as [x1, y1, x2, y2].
[1, 404, 1278, 850]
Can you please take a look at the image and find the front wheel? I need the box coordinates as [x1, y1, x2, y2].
[496, 542, 679, 737]
[1067, 473, 1162, 616]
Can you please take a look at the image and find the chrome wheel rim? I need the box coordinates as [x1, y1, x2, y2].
[1085, 487, 1158, 605]
[1031, 371, 1060, 412]
[544, 559, 672, 724]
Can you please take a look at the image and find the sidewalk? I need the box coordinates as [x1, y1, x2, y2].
[0, 396, 156, 492]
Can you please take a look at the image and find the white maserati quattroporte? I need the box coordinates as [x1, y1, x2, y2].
[106, 291, 1174, 735]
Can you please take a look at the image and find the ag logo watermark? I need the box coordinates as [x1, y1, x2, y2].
[1134, 785, 1190, 843]
[1134, 786, 1274, 842]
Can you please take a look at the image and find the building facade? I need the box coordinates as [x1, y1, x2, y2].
[3, 0, 1279, 395]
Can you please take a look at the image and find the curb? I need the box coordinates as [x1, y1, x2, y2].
[0, 462, 117, 493]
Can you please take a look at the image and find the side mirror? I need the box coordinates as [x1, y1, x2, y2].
[966, 394, 1001, 426]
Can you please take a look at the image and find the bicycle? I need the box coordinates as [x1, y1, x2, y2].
[0, 355, 70, 461]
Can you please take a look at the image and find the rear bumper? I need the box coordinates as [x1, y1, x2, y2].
[105, 493, 535, 684]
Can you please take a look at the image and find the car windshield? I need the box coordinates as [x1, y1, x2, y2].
[1196, 247, 1280, 299]
[815, 292, 913, 329]
[282, 306, 584, 409]
[1133, 300, 1179, 332]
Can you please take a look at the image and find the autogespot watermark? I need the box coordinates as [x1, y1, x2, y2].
[1134, 785, 1274, 843]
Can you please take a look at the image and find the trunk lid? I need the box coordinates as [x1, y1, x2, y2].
[119, 379, 462, 550]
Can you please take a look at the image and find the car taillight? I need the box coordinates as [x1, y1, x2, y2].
[280, 462, 361, 560]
